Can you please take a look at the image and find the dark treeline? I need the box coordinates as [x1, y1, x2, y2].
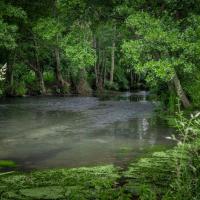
[1, 0, 200, 109]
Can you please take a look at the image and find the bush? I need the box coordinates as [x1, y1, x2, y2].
[185, 82, 200, 108]
[104, 81, 119, 91]
[43, 71, 55, 86]
[14, 81, 27, 96]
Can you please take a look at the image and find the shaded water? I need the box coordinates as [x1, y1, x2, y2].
[0, 92, 175, 170]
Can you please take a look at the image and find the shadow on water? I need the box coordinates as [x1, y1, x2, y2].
[0, 92, 175, 171]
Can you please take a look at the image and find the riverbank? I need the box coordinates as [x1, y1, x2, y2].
[0, 138, 199, 200]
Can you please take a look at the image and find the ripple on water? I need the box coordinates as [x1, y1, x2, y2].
[0, 94, 175, 170]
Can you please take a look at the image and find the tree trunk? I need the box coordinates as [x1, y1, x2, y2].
[103, 65, 107, 86]
[6, 64, 14, 96]
[6, 52, 15, 96]
[110, 40, 115, 84]
[103, 53, 107, 86]
[52, 1, 65, 88]
[93, 36, 99, 88]
[54, 46, 64, 88]
[94, 37, 103, 91]
[35, 70, 46, 95]
[76, 68, 92, 96]
[32, 37, 46, 95]
[173, 72, 191, 108]
[130, 70, 134, 89]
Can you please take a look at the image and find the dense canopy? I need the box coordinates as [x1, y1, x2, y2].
[1, 0, 200, 107]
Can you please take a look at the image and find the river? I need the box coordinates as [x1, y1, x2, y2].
[0, 92, 175, 170]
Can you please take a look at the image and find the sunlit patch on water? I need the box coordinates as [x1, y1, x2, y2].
[0, 93, 175, 170]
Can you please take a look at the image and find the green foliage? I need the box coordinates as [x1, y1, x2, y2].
[183, 73, 200, 107]
[62, 23, 96, 70]
[168, 92, 177, 114]
[104, 81, 119, 91]
[9, 63, 33, 95]
[0, 165, 131, 200]
[0, 160, 16, 168]
[0, 20, 18, 49]
[14, 81, 27, 96]
[0, 1, 26, 19]
[164, 143, 200, 200]
[122, 11, 200, 95]
[0, 0, 26, 49]
[175, 111, 200, 142]
[0, 0, 199, 99]
[33, 18, 64, 42]
[123, 13, 177, 85]
[43, 71, 55, 85]
[24, 71, 36, 86]
[115, 66, 129, 90]
[138, 185, 156, 200]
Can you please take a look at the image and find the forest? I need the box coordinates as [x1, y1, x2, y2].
[0, 0, 200, 199]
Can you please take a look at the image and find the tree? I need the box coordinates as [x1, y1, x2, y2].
[122, 12, 194, 108]
[0, 0, 26, 96]
[0, 1, 26, 49]
[33, 16, 67, 92]
[61, 22, 96, 95]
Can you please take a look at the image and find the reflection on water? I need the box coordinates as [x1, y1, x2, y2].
[99, 91, 150, 102]
[0, 92, 175, 170]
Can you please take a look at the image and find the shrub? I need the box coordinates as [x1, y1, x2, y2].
[14, 81, 27, 96]
[104, 81, 119, 91]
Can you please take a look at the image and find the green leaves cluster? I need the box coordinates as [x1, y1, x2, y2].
[62, 23, 96, 70]
[122, 11, 200, 86]
[33, 18, 64, 42]
[0, 20, 17, 49]
[0, 0, 26, 49]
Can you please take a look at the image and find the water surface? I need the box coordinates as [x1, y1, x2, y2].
[0, 92, 175, 170]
